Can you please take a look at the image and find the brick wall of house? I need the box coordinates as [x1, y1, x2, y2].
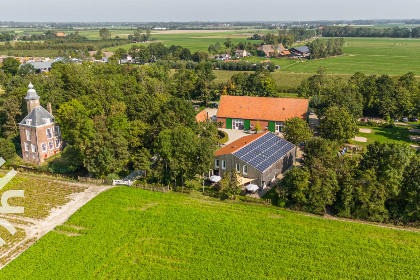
[20, 124, 62, 165]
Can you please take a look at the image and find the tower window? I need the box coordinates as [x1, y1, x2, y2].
[48, 141, 54, 150]
[41, 143, 47, 152]
[46, 128, 53, 139]
[26, 119, 32, 125]
[26, 129, 31, 141]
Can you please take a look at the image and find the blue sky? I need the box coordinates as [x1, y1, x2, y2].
[1, 0, 419, 22]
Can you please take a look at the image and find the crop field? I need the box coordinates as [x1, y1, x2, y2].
[0, 173, 86, 266]
[242, 38, 420, 75]
[105, 30, 261, 53]
[1, 187, 418, 279]
[213, 70, 353, 89]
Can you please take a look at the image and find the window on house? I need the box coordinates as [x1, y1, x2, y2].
[48, 141, 54, 150]
[222, 160, 226, 170]
[26, 129, 31, 141]
[41, 143, 47, 152]
[215, 159, 219, 168]
[46, 128, 53, 139]
[55, 138, 61, 148]
[43, 118, 51, 124]
[54, 126, 61, 136]
[26, 119, 32, 125]
[236, 163, 240, 173]
[24, 142, 29, 152]
[31, 144, 36, 153]
[243, 165, 248, 175]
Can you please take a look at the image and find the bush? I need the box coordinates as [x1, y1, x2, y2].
[105, 173, 120, 184]
[218, 130, 229, 144]
[0, 138, 16, 162]
[48, 145, 83, 174]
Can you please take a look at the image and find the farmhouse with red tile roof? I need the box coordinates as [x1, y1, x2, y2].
[216, 95, 309, 132]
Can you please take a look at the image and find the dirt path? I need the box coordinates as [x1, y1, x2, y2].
[0, 182, 114, 269]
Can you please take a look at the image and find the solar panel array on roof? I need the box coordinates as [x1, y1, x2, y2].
[233, 132, 295, 172]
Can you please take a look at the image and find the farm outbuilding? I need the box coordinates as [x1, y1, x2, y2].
[212, 132, 296, 190]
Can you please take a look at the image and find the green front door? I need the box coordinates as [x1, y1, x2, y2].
[268, 121, 275, 132]
[226, 118, 232, 129]
[244, 119, 250, 130]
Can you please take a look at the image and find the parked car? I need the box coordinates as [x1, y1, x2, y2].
[394, 118, 399, 122]
[402, 117, 408, 123]
[409, 117, 418, 122]
[309, 110, 315, 115]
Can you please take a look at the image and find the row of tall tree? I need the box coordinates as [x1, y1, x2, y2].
[298, 68, 420, 118]
[307, 38, 345, 59]
[322, 26, 420, 38]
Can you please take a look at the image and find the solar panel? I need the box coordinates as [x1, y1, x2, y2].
[233, 133, 295, 172]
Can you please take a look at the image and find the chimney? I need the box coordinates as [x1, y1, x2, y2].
[47, 102, 52, 115]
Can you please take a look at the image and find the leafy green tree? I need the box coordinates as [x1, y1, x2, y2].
[1, 57, 20, 76]
[99, 28, 111, 40]
[284, 117, 313, 145]
[276, 167, 310, 209]
[353, 169, 388, 221]
[218, 170, 241, 199]
[0, 138, 16, 161]
[306, 162, 339, 215]
[302, 137, 338, 169]
[399, 156, 420, 221]
[17, 63, 36, 76]
[358, 142, 416, 198]
[56, 99, 95, 150]
[1, 96, 22, 139]
[318, 106, 358, 143]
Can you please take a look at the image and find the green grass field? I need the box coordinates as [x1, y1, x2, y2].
[1, 187, 418, 279]
[353, 124, 419, 147]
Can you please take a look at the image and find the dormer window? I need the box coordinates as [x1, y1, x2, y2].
[26, 119, 32, 125]
[43, 118, 51, 124]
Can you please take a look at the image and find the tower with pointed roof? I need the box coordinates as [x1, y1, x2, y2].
[19, 83, 62, 165]
[25, 82, 41, 113]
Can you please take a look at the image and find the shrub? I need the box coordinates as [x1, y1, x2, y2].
[105, 173, 120, 184]
[218, 130, 229, 144]
[0, 138, 16, 162]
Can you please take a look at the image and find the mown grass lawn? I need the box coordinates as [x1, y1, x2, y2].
[353, 125, 418, 147]
[1, 187, 419, 279]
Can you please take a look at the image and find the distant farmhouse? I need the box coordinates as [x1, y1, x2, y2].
[212, 132, 296, 189]
[258, 43, 286, 57]
[234, 50, 248, 58]
[290, 46, 311, 57]
[217, 95, 309, 132]
[19, 83, 62, 165]
[215, 54, 231, 61]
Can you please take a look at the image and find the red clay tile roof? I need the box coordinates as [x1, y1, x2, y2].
[214, 131, 268, 156]
[217, 95, 309, 122]
[195, 110, 209, 122]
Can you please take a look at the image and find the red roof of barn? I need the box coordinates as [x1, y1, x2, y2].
[214, 131, 268, 156]
[217, 95, 309, 122]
